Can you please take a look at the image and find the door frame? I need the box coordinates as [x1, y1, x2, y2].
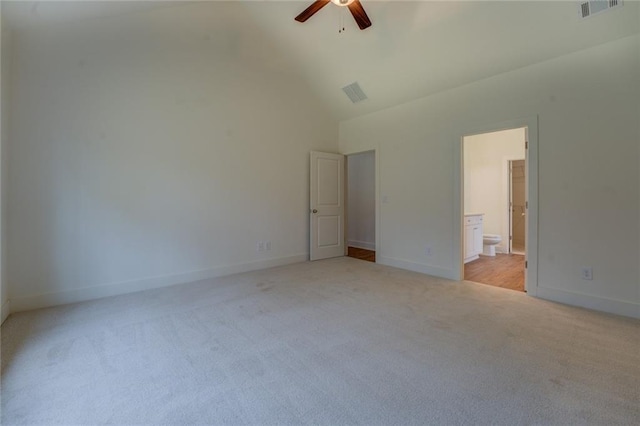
[454, 116, 538, 296]
[342, 148, 379, 260]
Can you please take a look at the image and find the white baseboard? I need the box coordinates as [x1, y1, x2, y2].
[1, 299, 10, 324]
[347, 240, 376, 251]
[10, 254, 308, 313]
[11, 253, 636, 320]
[376, 257, 638, 319]
[536, 286, 640, 319]
[464, 254, 479, 264]
[378, 256, 455, 281]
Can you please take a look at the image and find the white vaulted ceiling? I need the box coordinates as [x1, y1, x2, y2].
[3, 1, 639, 120]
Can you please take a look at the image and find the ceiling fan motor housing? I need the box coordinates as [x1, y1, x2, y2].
[332, 0, 355, 6]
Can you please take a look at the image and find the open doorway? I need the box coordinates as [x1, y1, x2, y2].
[462, 128, 527, 292]
[346, 151, 376, 263]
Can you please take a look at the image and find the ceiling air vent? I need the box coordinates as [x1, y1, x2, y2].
[342, 82, 368, 104]
[579, 0, 623, 19]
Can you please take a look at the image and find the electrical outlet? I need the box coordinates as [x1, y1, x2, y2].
[581, 267, 593, 280]
[265, 241, 271, 251]
[257, 242, 264, 252]
[425, 245, 433, 256]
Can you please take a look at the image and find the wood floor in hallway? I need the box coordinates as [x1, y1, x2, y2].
[347, 247, 376, 263]
[464, 253, 525, 292]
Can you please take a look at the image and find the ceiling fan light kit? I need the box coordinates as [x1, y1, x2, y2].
[331, 0, 355, 5]
[295, 0, 372, 30]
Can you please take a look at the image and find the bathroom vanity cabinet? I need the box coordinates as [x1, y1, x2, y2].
[464, 214, 483, 263]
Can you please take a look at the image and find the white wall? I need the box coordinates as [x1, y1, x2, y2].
[464, 128, 525, 253]
[0, 10, 10, 323]
[347, 151, 375, 250]
[340, 34, 640, 318]
[7, 3, 337, 311]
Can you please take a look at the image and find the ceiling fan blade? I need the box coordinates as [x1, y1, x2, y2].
[347, 0, 372, 30]
[295, 0, 331, 23]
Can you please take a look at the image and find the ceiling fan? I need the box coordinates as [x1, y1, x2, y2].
[295, 0, 372, 30]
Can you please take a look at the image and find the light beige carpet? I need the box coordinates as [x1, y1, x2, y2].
[1, 257, 639, 425]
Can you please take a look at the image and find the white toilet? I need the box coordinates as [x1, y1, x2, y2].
[482, 234, 502, 256]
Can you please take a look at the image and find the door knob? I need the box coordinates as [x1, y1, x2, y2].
[312, 209, 318, 213]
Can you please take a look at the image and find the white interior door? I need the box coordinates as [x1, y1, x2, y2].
[510, 159, 526, 255]
[310, 151, 345, 261]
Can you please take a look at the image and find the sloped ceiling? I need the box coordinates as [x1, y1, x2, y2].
[3, 1, 639, 121]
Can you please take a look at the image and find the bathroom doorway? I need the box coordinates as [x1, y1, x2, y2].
[346, 151, 376, 263]
[462, 127, 527, 292]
